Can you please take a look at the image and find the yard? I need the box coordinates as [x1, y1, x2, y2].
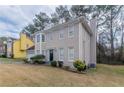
[0, 58, 124, 86]
[0, 58, 23, 63]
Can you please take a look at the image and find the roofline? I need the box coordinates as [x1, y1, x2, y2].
[79, 17, 93, 35]
[34, 16, 93, 35]
[27, 45, 35, 50]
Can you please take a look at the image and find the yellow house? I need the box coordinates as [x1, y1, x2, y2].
[13, 33, 34, 58]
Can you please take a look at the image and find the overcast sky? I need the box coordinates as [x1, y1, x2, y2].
[0, 5, 57, 38]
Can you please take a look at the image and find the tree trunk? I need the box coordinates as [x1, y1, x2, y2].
[119, 22, 124, 61]
[110, 8, 114, 59]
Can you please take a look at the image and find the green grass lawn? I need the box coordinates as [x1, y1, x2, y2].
[0, 58, 23, 63]
[0, 58, 124, 86]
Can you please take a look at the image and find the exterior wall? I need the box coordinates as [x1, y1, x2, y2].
[20, 33, 27, 50]
[46, 23, 79, 67]
[13, 33, 34, 58]
[13, 40, 26, 58]
[82, 27, 91, 65]
[79, 23, 91, 65]
[34, 18, 96, 68]
[79, 19, 97, 66]
[35, 23, 80, 68]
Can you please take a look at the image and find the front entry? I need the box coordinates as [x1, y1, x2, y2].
[49, 49, 54, 61]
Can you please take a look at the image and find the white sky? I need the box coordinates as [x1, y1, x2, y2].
[0, 5, 57, 38]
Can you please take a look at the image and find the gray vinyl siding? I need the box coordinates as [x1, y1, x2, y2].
[34, 17, 97, 68]
[83, 28, 91, 65]
[42, 23, 80, 67]
[79, 23, 91, 65]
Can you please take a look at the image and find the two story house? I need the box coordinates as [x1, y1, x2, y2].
[13, 33, 34, 58]
[34, 16, 96, 68]
[6, 33, 35, 59]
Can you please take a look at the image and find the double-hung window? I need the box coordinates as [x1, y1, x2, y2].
[59, 31, 64, 40]
[68, 47, 74, 61]
[59, 48, 64, 61]
[68, 25, 74, 38]
[42, 34, 45, 42]
[36, 34, 40, 43]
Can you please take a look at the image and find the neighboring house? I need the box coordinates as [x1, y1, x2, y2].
[34, 16, 97, 68]
[0, 43, 5, 55]
[13, 33, 34, 58]
[7, 37, 16, 58]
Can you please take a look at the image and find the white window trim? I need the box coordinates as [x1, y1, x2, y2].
[59, 31, 64, 40]
[59, 48, 64, 61]
[68, 25, 74, 38]
[68, 47, 74, 62]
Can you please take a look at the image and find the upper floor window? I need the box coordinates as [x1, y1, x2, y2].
[42, 34, 45, 42]
[59, 31, 64, 40]
[36, 34, 40, 43]
[68, 25, 74, 38]
[68, 47, 74, 61]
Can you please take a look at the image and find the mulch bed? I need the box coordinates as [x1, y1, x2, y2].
[24, 62, 88, 74]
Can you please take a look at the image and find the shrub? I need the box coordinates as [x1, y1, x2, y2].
[51, 61, 57, 67]
[31, 55, 45, 60]
[23, 58, 29, 64]
[73, 60, 86, 71]
[0, 55, 2, 58]
[76, 64, 85, 71]
[58, 61, 63, 68]
[0, 54, 7, 58]
[30, 55, 45, 64]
